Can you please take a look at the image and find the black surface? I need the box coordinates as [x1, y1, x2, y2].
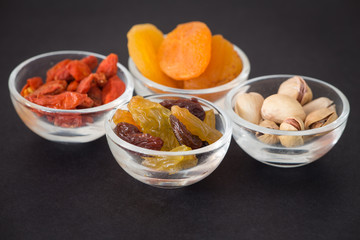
[1, 0, 359, 239]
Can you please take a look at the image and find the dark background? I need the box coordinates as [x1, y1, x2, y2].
[1, 0, 359, 239]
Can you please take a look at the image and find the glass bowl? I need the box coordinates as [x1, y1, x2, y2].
[128, 44, 250, 109]
[105, 94, 232, 188]
[225, 74, 350, 168]
[9, 50, 134, 143]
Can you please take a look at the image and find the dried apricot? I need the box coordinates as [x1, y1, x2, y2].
[127, 24, 180, 88]
[183, 35, 243, 89]
[158, 21, 212, 80]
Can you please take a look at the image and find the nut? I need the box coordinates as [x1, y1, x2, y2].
[278, 76, 313, 105]
[261, 94, 306, 124]
[235, 92, 264, 124]
[256, 120, 279, 144]
[305, 107, 338, 129]
[279, 116, 305, 147]
[303, 97, 334, 115]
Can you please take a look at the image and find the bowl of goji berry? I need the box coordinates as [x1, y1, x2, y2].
[9, 50, 134, 143]
[105, 94, 232, 188]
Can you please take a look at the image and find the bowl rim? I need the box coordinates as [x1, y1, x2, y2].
[225, 74, 350, 136]
[105, 93, 232, 156]
[128, 44, 250, 94]
[8, 50, 134, 114]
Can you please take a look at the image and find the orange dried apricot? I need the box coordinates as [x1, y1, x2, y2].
[183, 35, 243, 89]
[158, 21, 212, 80]
[127, 24, 181, 88]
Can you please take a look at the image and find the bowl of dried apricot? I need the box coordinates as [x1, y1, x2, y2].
[127, 21, 250, 109]
[9, 50, 134, 143]
[105, 94, 232, 188]
[225, 75, 350, 167]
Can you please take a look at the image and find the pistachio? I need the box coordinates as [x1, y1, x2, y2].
[305, 107, 338, 129]
[256, 120, 279, 145]
[279, 116, 305, 147]
[303, 97, 334, 115]
[278, 76, 313, 105]
[261, 94, 306, 124]
[235, 92, 264, 124]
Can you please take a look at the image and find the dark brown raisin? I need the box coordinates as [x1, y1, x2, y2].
[170, 115, 203, 149]
[160, 98, 205, 121]
[114, 122, 163, 150]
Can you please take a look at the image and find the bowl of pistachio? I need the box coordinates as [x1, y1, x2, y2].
[225, 74, 350, 167]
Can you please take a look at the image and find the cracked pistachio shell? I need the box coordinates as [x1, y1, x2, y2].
[303, 97, 334, 115]
[279, 116, 305, 147]
[278, 76, 313, 105]
[256, 120, 279, 145]
[305, 107, 338, 129]
[261, 94, 306, 124]
[235, 92, 264, 124]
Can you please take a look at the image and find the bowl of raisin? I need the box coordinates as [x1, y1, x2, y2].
[9, 50, 134, 143]
[105, 94, 232, 188]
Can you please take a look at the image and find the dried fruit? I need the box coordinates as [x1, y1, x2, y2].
[204, 109, 215, 128]
[46, 59, 72, 82]
[142, 145, 197, 174]
[170, 115, 203, 149]
[115, 122, 163, 150]
[27, 91, 92, 109]
[20, 77, 43, 97]
[160, 98, 205, 121]
[87, 86, 102, 107]
[128, 96, 179, 151]
[184, 35, 243, 89]
[127, 24, 180, 88]
[112, 109, 140, 129]
[66, 80, 79, 92]
[101, 75, 126, 104]
[66, 60, 92, 81]
[29, 80, 67, 97]
[171, 105, 222, 144]
[96, 53, 118, 78]
[158, 21, 212, 80]
[80, 55, 98, 70]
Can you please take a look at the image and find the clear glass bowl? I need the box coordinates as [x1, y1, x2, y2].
[225, 74, 350, 168]
[8, 50, 134, 143]
[105, 94, 232, 188]
[128, 45, 250, 109]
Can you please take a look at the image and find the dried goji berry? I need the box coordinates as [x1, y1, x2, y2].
[66, 60, 91, 81]
[101, 75, 125, 104]
[54, 114, 83, 128]
[81, 55, 98, 70]
[46, 59, 71, 82]
[66, 80, 79, 92]
[96, 53, 118, 78]
[29, 80, 67, 97]
[20, 77, 43, 97]
[93, 72, 107, 88]
[76, 74, 96, 94]
[27, 91, 90, 109]
[87, 86, 102, 106]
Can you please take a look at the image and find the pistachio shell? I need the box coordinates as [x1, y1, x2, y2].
[303, 97, 334, 115]
[278, 76, 313, 105]
[279, 116, 304, 147]
[256, 120, 279, 144]
[305, 107, 338, 129]
[235, 92, 264, 124]
[261, 94, 306, 124]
